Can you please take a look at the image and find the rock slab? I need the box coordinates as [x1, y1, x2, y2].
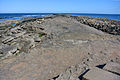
[83, 67, 120, 80]
[103, 62, 120, 75]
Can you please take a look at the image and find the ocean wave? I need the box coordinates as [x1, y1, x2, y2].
[0, 14, 44, 21]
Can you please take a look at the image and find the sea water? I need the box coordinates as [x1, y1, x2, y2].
[0, 13, 120, 21]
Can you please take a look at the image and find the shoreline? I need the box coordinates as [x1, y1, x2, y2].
[0, 13, 120, 21]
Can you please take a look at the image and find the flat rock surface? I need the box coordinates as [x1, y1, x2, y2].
[103, 62, 120, 75]
[0, 15, 120, 80]
[83, 67, 120, 80]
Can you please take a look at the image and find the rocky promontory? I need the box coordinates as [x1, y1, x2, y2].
[0, 14, 120, 80]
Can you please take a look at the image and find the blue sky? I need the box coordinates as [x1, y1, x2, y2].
[0, 0, 120, 14]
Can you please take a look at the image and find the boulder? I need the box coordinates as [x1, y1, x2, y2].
[83, 67, 120, 80]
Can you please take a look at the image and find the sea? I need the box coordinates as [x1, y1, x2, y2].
[0, 13, 120, 21]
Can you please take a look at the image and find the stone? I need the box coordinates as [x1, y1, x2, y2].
[0, 34, 2, 37]
[34, 37, 41, 42]
[1, 45, 18, 58]
[2, 36, 14, 44]
[12, 31, 26, 38]
[103, 62, 120, 75]
[28, 38, 36, 48]
[83, 67, 120, 80]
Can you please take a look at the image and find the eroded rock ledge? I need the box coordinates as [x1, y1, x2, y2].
[0, 18, 47, 59]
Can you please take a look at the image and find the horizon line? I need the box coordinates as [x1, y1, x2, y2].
[0, 13, 120, 15]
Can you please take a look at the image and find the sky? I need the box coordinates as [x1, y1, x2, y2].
[0, 0, 120, 14]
